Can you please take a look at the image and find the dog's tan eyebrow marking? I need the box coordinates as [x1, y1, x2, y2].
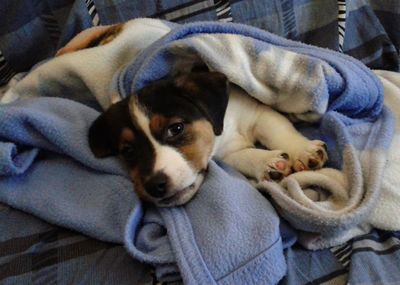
[149, 114, 168, 135]
[120, 127, 135, 143]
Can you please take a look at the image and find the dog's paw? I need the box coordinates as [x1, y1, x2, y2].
[257, 151, 292, 182]
[291, 140, 328, 172]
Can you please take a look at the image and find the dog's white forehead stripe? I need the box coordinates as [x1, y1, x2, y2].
[129, 99, 197, 189]
[129, 100, 153, 141]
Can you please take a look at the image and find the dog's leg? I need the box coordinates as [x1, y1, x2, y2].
[222, 148, 292, 182]
[253, 106, 328, 172]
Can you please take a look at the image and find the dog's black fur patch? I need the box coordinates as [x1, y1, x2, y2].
[88, 97, 156, 178]
[138, 72, 229, 135]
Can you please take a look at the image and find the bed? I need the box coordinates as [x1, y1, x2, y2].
[1, 1, 400, 284]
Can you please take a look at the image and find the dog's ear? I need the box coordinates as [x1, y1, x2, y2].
[175, 72, 229, 135]
[88, 98, 131, 158]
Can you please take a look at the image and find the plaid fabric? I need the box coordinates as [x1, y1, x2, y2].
[1, 0, 400, 86]
[0, 203, 152, 285]
[280, 230, 400, 285]
[1, 1, 400, 284]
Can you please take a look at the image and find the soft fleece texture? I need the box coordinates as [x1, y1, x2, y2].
[0, 18, 397, 283]
[125, 161, 287, 284]
[0, 97, 286, 284]
[114, 20, 395, 249]
[0, 98, 136, 242]
[368, 70, 400, 231]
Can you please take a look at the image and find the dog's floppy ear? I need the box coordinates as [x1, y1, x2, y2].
[175, 72, 229, 135]
[88, 97, 131, 158]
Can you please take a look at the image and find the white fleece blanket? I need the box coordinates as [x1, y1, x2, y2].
[369, 70, 400, 231]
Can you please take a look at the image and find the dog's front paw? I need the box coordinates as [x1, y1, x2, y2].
[291, 140, 328, 172]
[258, 151, 292, 182]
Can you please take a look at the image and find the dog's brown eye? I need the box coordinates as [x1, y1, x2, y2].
[166, 122, 185, 138]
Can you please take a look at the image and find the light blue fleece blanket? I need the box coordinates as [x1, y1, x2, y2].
[115, 21, 395, 250]
[0, 97, 286, 284]
[0, 19, 395, 284]
[0, 98, 137, 242]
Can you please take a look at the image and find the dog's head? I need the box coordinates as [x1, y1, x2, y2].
[89, 72, 229, 206]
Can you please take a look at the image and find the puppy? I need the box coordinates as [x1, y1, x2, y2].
[59, 23, 328, 207]
[88, 72, 327, 207]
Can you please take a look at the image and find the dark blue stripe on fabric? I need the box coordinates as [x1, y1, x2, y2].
[344, 5, 392, 50]
[0, 57, 15, 85]
[281, 0, 297, 38]
[349, 242, 400, 284]
[0, 0, 72, 35]
[281, 245, 345, 285]
[0, 239, 114, 280]
[352, 245, 400, 255]
[214, 0, 229, 10]
[40, 13, 61, 42]
[173, 6, 217, 22]
[351, 230, 400, 243]
[0, 229, 82, 259]
[298, 20, 339, 50]
[305, 269, 348, 285]
[0, 18, 56, 72]
[374, 10, 400, 51]
[335, 245, 352, 260]
[345, 34, 398, 71]
[56, 0, 97, 47]
[151, 0, 205, 18]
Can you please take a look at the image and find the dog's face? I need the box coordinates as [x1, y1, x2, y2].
[89, 72, 229, 206]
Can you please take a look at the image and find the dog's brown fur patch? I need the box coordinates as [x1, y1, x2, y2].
[120, 127, 135, 142]
[175, 75, 201, 94]
[118, 127, 135, 151]
[149, 114, 168, 135]
[56, 23, 124, 56]
[96, 23, 124, 46]
[129, 168, 149, 201]
[178, 119, 215, 171]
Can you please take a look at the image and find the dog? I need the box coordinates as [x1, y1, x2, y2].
[59, 23, 328, 207]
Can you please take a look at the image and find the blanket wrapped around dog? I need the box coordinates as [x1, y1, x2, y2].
[0, 18, 396, 283]
[115, 20, 395, 249]
[0, 98, 287, 284]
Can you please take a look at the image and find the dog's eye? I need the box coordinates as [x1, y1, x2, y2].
[166, 122, 185, 138]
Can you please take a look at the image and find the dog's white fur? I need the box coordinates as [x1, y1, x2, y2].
[213, 85, 327, 183]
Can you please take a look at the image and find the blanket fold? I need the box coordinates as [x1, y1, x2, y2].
[0, 97, 137, 243]
[125, 161, 287, 284]
[0, 18, 397, 284]
[115, 20, 395, 249]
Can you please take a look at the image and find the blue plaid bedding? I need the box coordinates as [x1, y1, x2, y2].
[1, 0, 400, 86]
[280, 229, 400, 285]
[1, 1, 400, 284]
[0, 204, 152, 285]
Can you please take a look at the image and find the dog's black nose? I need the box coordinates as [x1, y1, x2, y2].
[269, 171, 283, 181]
[145, 172, 168, 198]
[308, 158, 319, 169]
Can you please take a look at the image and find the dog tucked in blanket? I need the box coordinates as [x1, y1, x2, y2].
[59, 23, 328, 207]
